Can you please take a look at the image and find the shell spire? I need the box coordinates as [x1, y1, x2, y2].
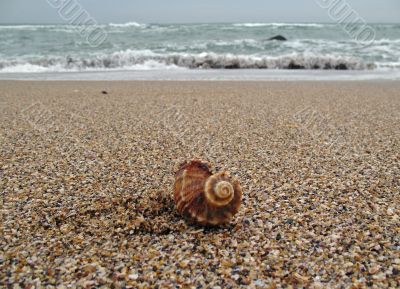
[174, 159, 242, 225]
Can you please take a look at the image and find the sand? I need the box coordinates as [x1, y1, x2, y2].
[1, 80, 399, 288]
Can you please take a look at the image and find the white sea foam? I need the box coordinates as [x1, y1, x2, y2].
[124, 60, 182, 70]
[109, 22, 147, 28]
[0, 50, 377, 73]
[233, 23, 272, 27]
[233, 23, 325, 28]
[0, 59, 179, 73]
[0, 63, 69, 73]
[376, 62, 400, 69]
[0, 24, 59, 30]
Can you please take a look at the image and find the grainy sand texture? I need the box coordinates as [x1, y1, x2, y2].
[1, 81, 399, 288]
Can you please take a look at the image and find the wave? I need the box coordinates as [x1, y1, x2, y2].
[151, 38, 400, 54]
[233, 23, 325, 28]
[0, 60, 180, 73]
[0, 24, 63, 30]
[0, 24, 102, 33]
[366, 38, 400, 45]
[0, 23, 149, 30]
[0, 50, 377, 73]
[376, 62, 400, 69]
[108, 22, 147, 28]
[233, 23, 272, 27]
[0, 63, 63, 73]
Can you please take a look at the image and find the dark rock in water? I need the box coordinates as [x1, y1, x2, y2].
[225, 63, 240, 69]
[268, 35, 287, 41]
[335, 63, 348, 70]
[287, 61, 305, 69]
[101, 90, 108, 94]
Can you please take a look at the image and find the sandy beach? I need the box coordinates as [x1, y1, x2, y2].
[1, 80, 399, 288]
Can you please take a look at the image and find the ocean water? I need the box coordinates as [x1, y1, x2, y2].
[0, 22, 399, 80]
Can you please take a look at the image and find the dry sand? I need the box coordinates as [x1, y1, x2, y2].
[1, 80, 399, 288]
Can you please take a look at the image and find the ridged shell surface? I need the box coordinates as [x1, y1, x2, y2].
[174, 159, 242, 225]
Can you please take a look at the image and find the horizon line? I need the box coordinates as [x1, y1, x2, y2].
[0, 21, 399, 25]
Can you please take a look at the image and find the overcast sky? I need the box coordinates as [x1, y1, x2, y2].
[0, 0, 399, 24]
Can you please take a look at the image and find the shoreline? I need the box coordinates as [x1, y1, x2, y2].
[0, 69, 399, 81]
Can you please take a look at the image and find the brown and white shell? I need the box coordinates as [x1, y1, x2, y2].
[174, 159, 242, 225]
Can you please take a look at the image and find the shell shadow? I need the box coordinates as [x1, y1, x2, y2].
[183, 218, 238, 234]
[128, 189, 242, 236]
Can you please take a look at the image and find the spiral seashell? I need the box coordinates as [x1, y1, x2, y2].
[174, 159, 242, 225]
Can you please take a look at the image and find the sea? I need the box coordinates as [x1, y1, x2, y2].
[0, 22, 399, 80]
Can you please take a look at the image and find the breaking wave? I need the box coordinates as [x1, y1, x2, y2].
[0, 50, 377, 73]
[108, 22, 147, 28]
[233, 23, 325, 28]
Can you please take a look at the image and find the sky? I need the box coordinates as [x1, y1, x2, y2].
[0, 0, 399, 24]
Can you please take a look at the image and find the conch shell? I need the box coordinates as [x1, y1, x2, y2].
[174, 159, 242, 225]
